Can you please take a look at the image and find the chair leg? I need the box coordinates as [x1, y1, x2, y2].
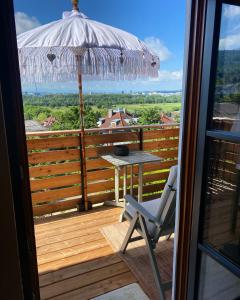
[167, 233, 172, 240]
[120, 214, 138, 254]
[139, 215, 166, 300]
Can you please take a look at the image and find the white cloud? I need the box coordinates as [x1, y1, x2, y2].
[219, 33, 240, 50]
[144, 37, 172, 61]
[15, 12, 41, 35]
[149, 70, 183, 82]
[224, 5, 240, 18]
[158, 70, 183, 81]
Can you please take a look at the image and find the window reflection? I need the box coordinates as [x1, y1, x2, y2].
[203, 139, 240, 266]
[198, 253, 240, 300]
[212, 4, 240, 132]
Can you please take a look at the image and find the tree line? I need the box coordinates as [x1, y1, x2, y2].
[23, 93, 181, 108]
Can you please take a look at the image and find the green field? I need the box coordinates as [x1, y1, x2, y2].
[92, 102, 182, 113]
[23, 94, 182, 130]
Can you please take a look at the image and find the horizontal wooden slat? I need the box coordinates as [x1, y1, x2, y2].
[85, 131, 139, 146]
[153, 149, 179, 159]
[28, 149, 80, 164]
[86, 158, 112, 170]
[144, 171, 169, 183]
[88, 165, 170, 184]
[32, 186, 81, 204]
[88, 192, 116, 204]
[143, 128, 180, 140]
[88, 182, 166, 205]
[143, 192, 163, 201]
[143, 139, 179, 151]
[31, 174, 81, 191]
[33, 198, 80, 216]
[27, 136, 80, 151]
[143, 182, 165, 194]
[29, 161, 81, 178]
[143, 159, 178, 172]
[88, 181, 115, 194]
[88, 171, 169, 194]
[87, 169, 115, 182]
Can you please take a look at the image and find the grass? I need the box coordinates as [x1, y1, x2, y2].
[92, 103, 182, 113]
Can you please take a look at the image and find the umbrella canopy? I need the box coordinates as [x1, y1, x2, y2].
[17, 3, 159, 83]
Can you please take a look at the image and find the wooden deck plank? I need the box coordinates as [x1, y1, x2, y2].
[40, 261, 129, 299]
[37, 232, 103, 255]
[36, 215, 121, 240]
[50, 272, 136, 300]
[35, 206, 172, 299]
[37, 238, 108, 265]
[36, 220, 118, 248]
[38, 246, 113, 274]
[39, 254, 121, 287]
[35, 207, 121, 233]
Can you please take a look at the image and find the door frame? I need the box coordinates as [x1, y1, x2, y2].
[176, 0, 240, 299]
[0, 0, 40, 299]
[174, 0, 208, 298]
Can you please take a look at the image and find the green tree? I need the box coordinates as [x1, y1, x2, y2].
[138, 108, 161, 125]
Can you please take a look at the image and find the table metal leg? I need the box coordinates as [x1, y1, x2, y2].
[119, 166, 127, 222]
[123, 166, 127, 197]
[130, 165, 133, 196]
[138, 163, 143, 202]
[115, 166, 120, 205]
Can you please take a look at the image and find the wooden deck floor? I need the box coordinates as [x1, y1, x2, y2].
[35, 206, 172, 299]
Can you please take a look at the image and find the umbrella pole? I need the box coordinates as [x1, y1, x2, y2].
[77, 56, 88, 211]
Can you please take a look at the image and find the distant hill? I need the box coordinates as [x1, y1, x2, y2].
[215, 50, 240, 101]
[22, 93, 181, 108]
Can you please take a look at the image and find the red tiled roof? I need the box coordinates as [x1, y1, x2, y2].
[100, 111, 133, 128]
[160, 114, 175, 124]
[42, 116, 56, 127]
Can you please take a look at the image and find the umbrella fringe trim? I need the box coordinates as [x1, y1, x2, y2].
[18, 47, 160, 83]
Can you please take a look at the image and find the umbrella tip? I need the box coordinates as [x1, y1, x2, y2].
[72, 0, 79, 11]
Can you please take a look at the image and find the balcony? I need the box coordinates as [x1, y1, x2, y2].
[27, 124, 179, 299]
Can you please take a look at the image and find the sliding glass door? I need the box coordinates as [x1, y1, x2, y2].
[190, 1, 240, 298]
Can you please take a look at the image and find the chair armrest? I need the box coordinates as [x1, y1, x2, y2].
[124, 194, 162, 227]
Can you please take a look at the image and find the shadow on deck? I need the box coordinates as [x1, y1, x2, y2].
[35, 206, 173, 300]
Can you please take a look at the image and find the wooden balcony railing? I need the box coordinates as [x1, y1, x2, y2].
[26, 124, 180, 217]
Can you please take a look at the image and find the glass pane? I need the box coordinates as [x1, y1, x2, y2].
[202, 138, 240, 266]
[198, 253, 240, 300]
[212, 4, 240, 132]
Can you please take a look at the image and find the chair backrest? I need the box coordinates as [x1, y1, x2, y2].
[155, 165, 178, 236]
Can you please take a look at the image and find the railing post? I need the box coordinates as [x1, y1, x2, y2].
[139, 128, 143, 151]
[78, 130, 89, 211]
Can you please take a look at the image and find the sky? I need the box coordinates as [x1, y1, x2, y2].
[219, 4, 240, 51]
[13, 0, 186, 93]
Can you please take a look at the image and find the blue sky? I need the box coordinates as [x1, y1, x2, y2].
[219, 4, 240, 50]
[14, 0, 186, 93]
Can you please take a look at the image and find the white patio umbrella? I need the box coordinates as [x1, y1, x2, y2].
[17, 0, 160, 207]
[17, 0, 159, 130]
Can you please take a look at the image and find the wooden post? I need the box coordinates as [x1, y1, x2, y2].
[139, 128, 143, 151]
[72, 0, 79, 11]
[76, 55, 88, 211]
